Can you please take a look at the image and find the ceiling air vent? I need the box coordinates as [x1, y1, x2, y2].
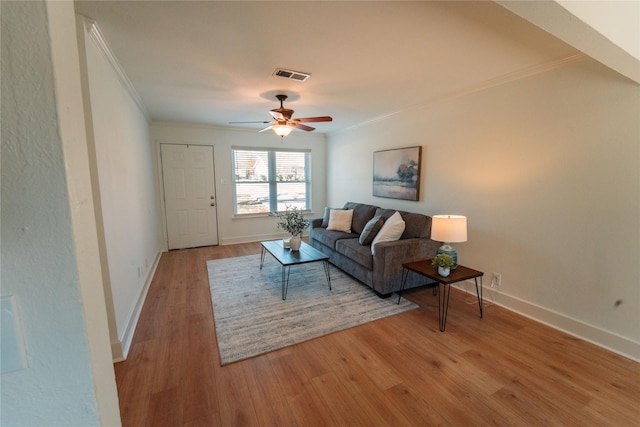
[273, 68, 310, 82]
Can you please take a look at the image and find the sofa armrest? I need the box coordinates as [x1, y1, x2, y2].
[310, 217, 323, 228]
[309, 217, 325, 247]
[371, 238, 440, 295]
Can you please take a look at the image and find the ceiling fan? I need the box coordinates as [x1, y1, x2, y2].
[230, 94, 332, 137]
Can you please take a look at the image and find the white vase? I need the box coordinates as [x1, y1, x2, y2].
[438, 266, 450, 277]
[289, 235, 302, 251]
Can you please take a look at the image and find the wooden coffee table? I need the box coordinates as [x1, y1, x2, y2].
[399, 260, 483, 331]
[260, 240, 331, 300]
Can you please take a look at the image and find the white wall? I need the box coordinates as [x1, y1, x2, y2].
[151, 123, 327, 246]
[497, 0, 640, 84]
[327, 58, 640, 360]
[1, 1, 120, 424]
[77, 19, 163, 359]
[558, 0, 639, 59]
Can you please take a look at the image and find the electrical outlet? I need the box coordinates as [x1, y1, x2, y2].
[492, 272, 502, 287]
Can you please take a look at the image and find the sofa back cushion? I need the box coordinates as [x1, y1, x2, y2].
[343, 202, 378, 235]
[375, 208, 400, 222]
[375, 208, 431, 239]
[399, 211, 431, 239]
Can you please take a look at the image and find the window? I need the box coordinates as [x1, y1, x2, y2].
[232, 147, 311, 215]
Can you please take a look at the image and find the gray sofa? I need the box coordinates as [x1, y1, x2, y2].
[309, 202, 440, 297]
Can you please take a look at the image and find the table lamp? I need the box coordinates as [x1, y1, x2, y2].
[431, 215, 467, 268]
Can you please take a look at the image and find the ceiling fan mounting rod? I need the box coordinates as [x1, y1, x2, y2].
[276, 94, 288, 108]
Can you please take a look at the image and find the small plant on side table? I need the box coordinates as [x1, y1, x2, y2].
[432, 253, 455, 277]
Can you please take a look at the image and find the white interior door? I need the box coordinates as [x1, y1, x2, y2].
[161, 144, 218, 249]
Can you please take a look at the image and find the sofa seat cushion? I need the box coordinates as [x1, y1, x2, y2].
[335, 238, 373, 270]
[312, 228, 359, 250]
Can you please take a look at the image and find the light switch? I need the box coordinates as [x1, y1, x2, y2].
[1, 295, 28, 374]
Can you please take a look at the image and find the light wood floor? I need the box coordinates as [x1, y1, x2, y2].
[114, 243, 639, 426]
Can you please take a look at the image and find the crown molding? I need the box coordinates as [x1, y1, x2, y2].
[84, 19, 150, 122]
[336, 53, 588, 135]
[451, 53, 588, 99]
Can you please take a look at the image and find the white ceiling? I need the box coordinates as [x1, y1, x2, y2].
[74, 1, 582, 135]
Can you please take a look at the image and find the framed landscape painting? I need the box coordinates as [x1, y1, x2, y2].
[373, 146, 422, 201]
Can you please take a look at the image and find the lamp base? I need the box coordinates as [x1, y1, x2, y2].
[436, 243, 458, 268]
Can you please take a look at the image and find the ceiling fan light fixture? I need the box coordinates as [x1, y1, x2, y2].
[272, 124, 294, 137]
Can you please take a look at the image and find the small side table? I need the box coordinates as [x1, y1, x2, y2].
[399, 260, 484, 332]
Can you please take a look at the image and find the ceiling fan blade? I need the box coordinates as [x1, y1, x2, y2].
[293, 116, 333, 123]
[229, 121, 271, 124]
[270, 108, 294, 121]
[295, 123, 315, 132]
[258, 125, 273, 133]
[269, 111, 284, 121]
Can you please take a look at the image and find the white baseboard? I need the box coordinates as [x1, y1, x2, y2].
[453, 281, 640, 363]
[111, 340, 124, 363]
[117, 251, 162, 361]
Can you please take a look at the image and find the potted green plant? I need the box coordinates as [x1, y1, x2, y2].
[432, 253, 455, 277]
[274, 205, 309, 251]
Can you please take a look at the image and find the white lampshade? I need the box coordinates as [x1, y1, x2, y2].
[272, 124, 294, 137]
[431, 215, 467, 243]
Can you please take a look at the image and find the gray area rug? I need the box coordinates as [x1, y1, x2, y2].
[207, 254, 418, 365]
